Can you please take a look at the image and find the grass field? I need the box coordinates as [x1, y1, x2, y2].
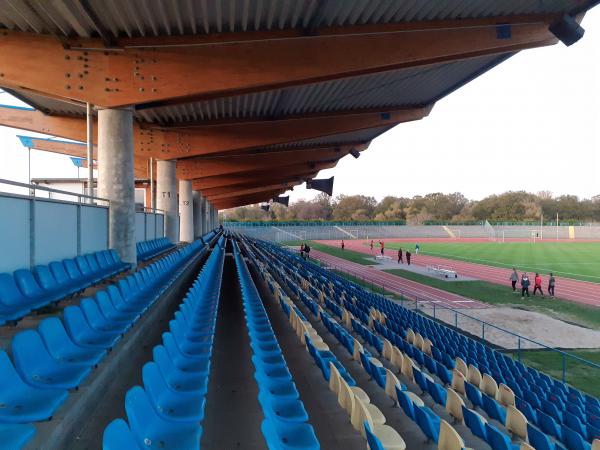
[384, 269, 600, 330]
[302, 241, 375, 265]
[506, 349, 600, 398]
[381, 241, 600, 283]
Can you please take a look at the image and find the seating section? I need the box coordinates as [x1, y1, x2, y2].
[0, 234, 211, 450]
[136, 237, 176, 262]
[232, 239, 320, 450]
[103, 235, 224, 449]
[0, 249, 131, 325]
[241, 236, 600, 450]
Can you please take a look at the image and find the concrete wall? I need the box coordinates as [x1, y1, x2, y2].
[135, 212, 166, 242]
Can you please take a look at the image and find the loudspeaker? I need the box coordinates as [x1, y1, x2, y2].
[272, 196, 289, 207]
[349, 148, 360, 159]
[306, 176, 334, 196]
[550, 15, 585, 46]
[260, 203, 270, 212]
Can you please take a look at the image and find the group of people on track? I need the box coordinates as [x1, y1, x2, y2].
[510, 268, 556, 299]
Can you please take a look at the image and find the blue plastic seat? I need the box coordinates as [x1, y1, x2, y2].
[364, 421, 385, 450]
[63, 259, 93, 286]
[463, 406, 488, 441]
[63, 306, 121, 349]
[152, 346, 208, 394]
[75, 256, 101, 283]
[125, 386, 202, 449]
[50, 261, 86, 290]
[465, 381, 483, 409]
[414, 368, 430, 394]
[539, 409, 563, 440]
[35, 265, 78, 297]
[0, 273, 32, 322]
[485, 423, 520, 450]
[103, 419, 140, 450]
[95, 291, 139, 324]
[80, 297, 129, 333]
[435, 361, 452, 385]
[562, 424, 592, 450]
[14, 268, 61, 303]
[426, 378, 447, 407]
[0, 423, 36, 450]
[163, 333, 210, 373]
[261, 418, 319, 450]
[527, 424, 556, 450]
[483, 394, 507, 424]
[12, 330, 91, 390]
[254, 372, 299, 400]
[106, 285, 141, 313]
[38, 318, 106, 366]
[414, 405, 441, 442]
[258, 392, 309, 423]
[0, 350, 68, 422]
[142, 362, 206, 423]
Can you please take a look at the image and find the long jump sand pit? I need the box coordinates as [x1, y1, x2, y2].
[414, 305, 600, 350]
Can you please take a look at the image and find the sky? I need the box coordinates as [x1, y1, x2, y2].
[1, 9, 599, 203]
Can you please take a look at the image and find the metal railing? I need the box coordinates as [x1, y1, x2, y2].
[310, 254, 600, 392]
[0, 178, 110, 206]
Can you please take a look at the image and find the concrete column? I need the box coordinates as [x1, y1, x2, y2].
[157, 160, 178, 242]
[179, 180, 193, 242]
[193, 191, 205, 238]
[97, 108, 136, 266]
[204, 198, 211, 231]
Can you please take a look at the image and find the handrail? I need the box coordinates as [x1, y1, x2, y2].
[138, 206, 167, 214]
[0, 178, 110, 203]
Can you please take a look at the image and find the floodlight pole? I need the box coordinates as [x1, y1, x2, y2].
[86, 102, 94, 204]
[556, 212, 559, 241]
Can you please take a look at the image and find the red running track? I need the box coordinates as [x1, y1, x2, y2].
[320, 240, 600, 308]
[311, 249, 488, 310]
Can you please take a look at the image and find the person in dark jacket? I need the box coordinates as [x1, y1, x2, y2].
[406, 251, 411, 265]
[397, 248, 403, 264]
[509, 268, 519, 292]
[548, 273, 556, 298]
[521, 273, 530, 299]
[304, 244, 311, 260]
[341, 240, 345, 251]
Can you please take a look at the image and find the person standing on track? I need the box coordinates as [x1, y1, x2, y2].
[548, 273, 556, 298]
[510, 268, 519, 293]
[406, 250, 412, 265]
[304, 243, 311, 260]
[521, 273, 530, 299]
[379, 241, 385, 256]
[415, 243, 420, 254]
[397, 248, 403, 264]
[533, 273, 544, 297]
[341, 240, 345, 251]
[370, 240, 374, 252]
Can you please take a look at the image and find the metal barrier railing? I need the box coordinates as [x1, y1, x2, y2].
[310, 254, 600, 392]
[0, 178, 110, 206]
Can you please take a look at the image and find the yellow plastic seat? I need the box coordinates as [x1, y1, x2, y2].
[505, 405, 528, 441]
[438, 419, 469, 450]
[446, 388, 465, 423]
[467, 364, 482, 387]
[390, 346, 403, 372]
[423, 338, 433, 356]
[353, 339, 364, 362]
[480, 373, 498, 397]
[520, 443, 535, 450]
[384, 368, 402, 403]
[354, 395, 406, 450]
[338, 377, 370, 416]
[383, 338, 393, 360]
[451, 369, 465, 395]
[401, 354, 415, 382]
[455, 357, 468, 377]
[592, 440, 600, 450]
[496, 383, 515, 407]
[414, 333, 424, 352]
[406, 329, 415, 345]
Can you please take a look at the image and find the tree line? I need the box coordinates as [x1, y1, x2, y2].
[222, 191, 600, 223]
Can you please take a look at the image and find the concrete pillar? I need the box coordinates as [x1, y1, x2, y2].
[204, 198, 211, 231]
[179, 180, 193, 242]
[97, 108, 136, 266]
[157, 160, 178, 242]
[193, 191, 205, 238]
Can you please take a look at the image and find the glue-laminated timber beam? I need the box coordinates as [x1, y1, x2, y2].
[212, 190, 288, 210]
[191, 161, 336, 190]
[0, 103, 406, 159]
[177, 148, 349, 179]
[0, 16, 561, 108]
[14, 134, 150, 178]
[200, 177, 307, 197]
[204, 182, 302, 201]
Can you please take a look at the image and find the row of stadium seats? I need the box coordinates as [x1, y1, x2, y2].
[0, 235, 211, 450]
[244, 239, 474, 450]
[103, 235, 225, 449]
[243, 236, 600, 450]
[136, 237, 176, 262]
[0, 249, 130, 324]
[232, 239, 320, 450]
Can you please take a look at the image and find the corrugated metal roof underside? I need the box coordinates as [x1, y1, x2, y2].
[138, 54, 508, 123]
[266, 126, 390, 149]
[0, 0, 587, 38]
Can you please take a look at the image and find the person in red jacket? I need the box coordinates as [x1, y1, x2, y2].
[533, 273, 544, 297]
[379, 241, 385, 256]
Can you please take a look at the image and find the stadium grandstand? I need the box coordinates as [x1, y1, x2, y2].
[0, 1, 599, 449]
